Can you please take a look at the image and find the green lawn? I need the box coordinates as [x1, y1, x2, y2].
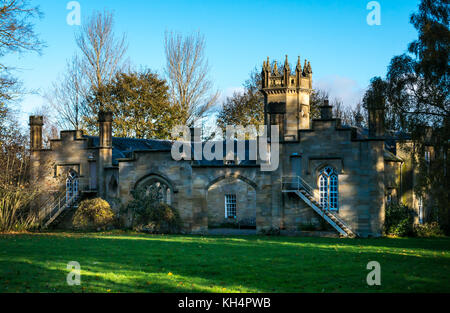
[0, 232, 449, 293]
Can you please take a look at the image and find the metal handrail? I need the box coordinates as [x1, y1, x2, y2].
[39, 191, 64, 221]
[300, 177, 350, 227]
[282, 175, 355, 236]
[283, 176, 349, 224]
[40, 190, 79, 227]
[39, 190, 64, 213]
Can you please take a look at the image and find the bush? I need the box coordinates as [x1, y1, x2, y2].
[384, 203, 414, 237]
[128, 187, 182, 234]
[134, 203, 181, 234]
[414, 222, 445, 238]
[72, 198, 115, 231]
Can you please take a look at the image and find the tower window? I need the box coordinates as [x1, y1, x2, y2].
[225, 194, 237, 219]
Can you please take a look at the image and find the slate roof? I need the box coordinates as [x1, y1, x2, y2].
[191, 140, 258, 166]
[85, 127, 409, 165]
[85, 136, 172, 165]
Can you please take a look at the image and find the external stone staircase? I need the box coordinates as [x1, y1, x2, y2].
[282, 176, 357, 238]
[39, 191, 79, 229]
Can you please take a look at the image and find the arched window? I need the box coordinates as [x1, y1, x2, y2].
[66, 170, 79, 202]
[141, 178, 173, 205]
[319, 167, 339, 211]
[66, 177, 73, 202]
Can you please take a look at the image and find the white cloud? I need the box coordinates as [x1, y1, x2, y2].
[314, 75, 366, 108]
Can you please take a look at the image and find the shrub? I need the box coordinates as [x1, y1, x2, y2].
[134, 203, 182, 234]
[414, 222, 445, 238]
[128, 187, 182, 234]
[72, 198, 115, 231]
[384, 203, 414, 237]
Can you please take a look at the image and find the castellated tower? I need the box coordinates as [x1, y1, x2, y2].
[261, 55, 313, 141]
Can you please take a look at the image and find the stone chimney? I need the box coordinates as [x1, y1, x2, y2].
[97, 111, 113, 198]
[368, 107, 385, 138]
[98, 111, 113, 148]
[29, 116, 44, 150]
[320, 100, 333, 120]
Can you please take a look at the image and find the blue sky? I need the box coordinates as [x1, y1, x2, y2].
[7, 0, 420, 126]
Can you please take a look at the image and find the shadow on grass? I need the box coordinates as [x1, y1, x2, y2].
[0, 233, 449, 293]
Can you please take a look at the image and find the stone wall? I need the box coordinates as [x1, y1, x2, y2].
[207, 177, 256, 227]
[31, 130, 95, 194]
[277, 119, 386, 237]
[31, 118, 390, 237]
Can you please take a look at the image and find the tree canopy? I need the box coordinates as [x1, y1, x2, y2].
[364, 0, 449, 232]
[98, 70, 181, 139]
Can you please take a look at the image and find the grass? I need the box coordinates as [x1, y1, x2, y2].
[0, 231, 449, 293]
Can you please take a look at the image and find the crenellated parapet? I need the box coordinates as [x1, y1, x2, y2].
[261, 55, 312, 90]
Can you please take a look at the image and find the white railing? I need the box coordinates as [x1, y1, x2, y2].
[39, 190, 79, 228]
[282, 176, 333, 211]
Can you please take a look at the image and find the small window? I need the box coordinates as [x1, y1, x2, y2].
[418, 197, 424, 224]
[225, 194, 237, 219]
[387, 194, 392, 206]
[425, 151, 431, 164]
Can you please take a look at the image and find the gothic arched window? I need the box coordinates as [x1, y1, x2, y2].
[66, 170, 79, 203]
[318, 167, 339, 211]
[142, 179, 173, 205]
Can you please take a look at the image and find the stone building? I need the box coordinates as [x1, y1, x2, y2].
[30, 56, 425, 237]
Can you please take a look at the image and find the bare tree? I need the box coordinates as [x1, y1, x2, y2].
[76, 10, 127, 92]
[75, 10, 128, 132]
[45, 55, 86, 130]
[333, 99, 367, 128]
[0, 0, 43, 103]
[164, 31, 219, 126]
[0, 0, 43, 60]
[310, 89, 330, 119]
[311, 88, 367, 128]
